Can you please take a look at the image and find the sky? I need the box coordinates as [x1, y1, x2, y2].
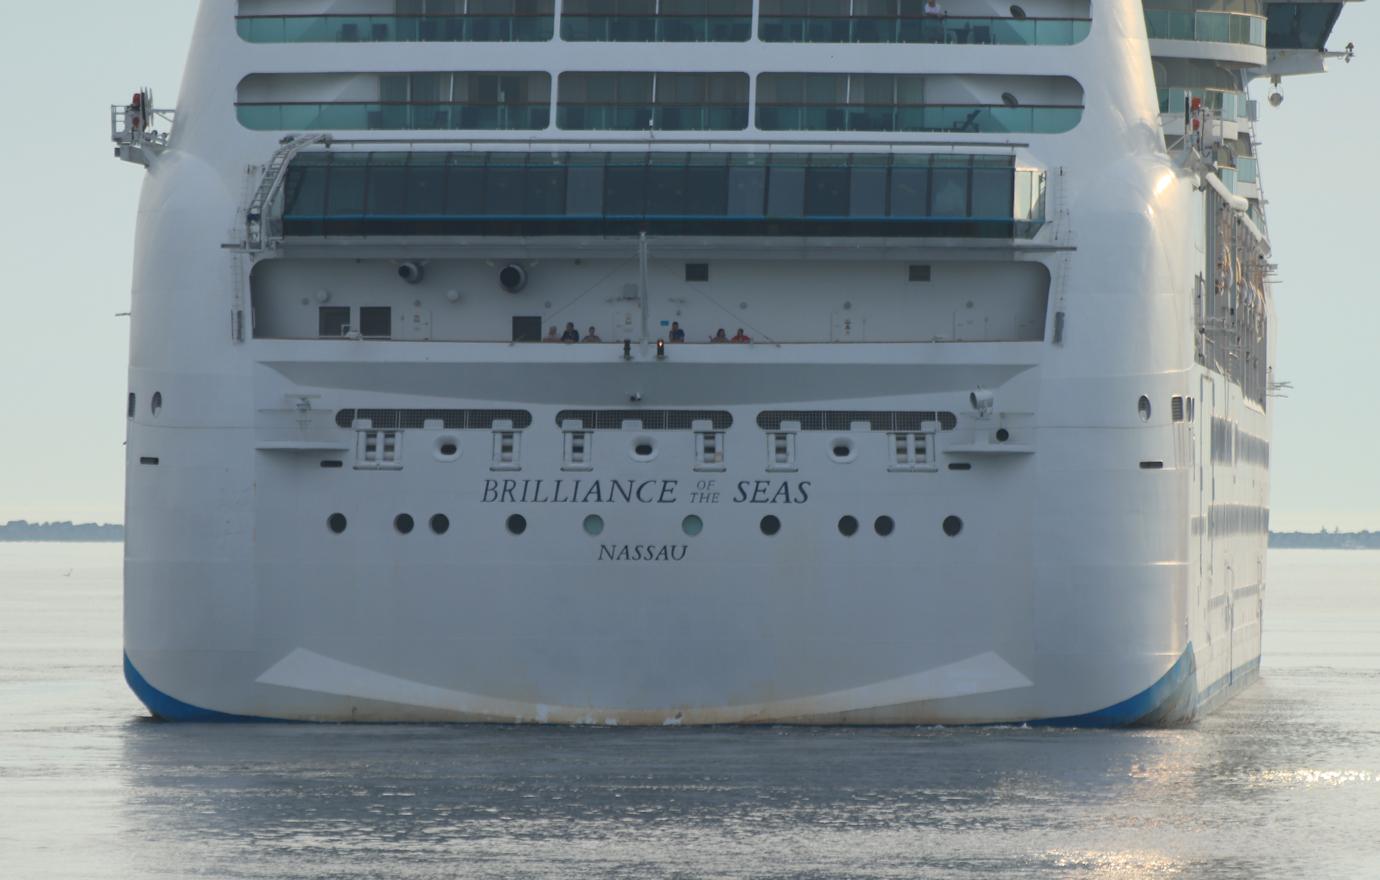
[0, 2, 1376, 529]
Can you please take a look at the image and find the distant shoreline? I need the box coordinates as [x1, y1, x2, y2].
[3, 520, 1379, 548]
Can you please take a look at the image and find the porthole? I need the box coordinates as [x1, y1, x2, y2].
[874, 516, 895, 537]
[394, 513, 415, 535]
[682, 515, 703, 537]
[630, 436, 657, 461]
[583, 514, 604, 536]
[838, 515, 859, 537]
[434, 435, 461, 461]
[430, 514, 450, 535]
[760, 515, 781, 536]
[828, 437, 857, 463]
[943, 515, 963, 537]
[995, 428, 1010, 443]
[507, 514, 528, 535]
[150, 392, 163, 417]
[1137, 395, 1152, 422]
[327, 513, 347, 534]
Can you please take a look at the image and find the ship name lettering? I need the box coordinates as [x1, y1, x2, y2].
[598, 544, 689, 562]
[482, 478, 680, 504]
[732, 480, 812, 504]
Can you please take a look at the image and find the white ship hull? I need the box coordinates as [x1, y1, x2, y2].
[118, 0, 1287, 725]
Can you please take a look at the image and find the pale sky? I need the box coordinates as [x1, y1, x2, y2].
[0, 2, 1375, 529]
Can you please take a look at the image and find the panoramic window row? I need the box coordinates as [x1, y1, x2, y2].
[236, 72, 1084, 134]
[1143, 7, 1266, 46]
[235, 0, 1091, 45]
[280, 151, 1047, 239]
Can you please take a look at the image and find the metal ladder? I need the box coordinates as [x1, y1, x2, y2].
[245, 133, 331, 250]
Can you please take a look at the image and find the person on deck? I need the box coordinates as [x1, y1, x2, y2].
[544, 326, 560, 342]
[731, 328, 752, 343]
[582, 326, 602, 342]
[669, 321, 686, 343]
[710, 328, 729, 343]
[561, 322, 580, 343]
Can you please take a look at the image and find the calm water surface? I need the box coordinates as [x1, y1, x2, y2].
[2, 544, 1378, 879]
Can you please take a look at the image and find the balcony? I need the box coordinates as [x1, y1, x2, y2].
[236, 13, 555, 43]
[758, 14, 1090, 45]
[756, 103, 1082, 135]
[236, 102, 551, 131]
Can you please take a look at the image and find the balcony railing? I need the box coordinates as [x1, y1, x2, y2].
[1144, 9, 1266, 46]
[236, 102, 551, 131]
[561, 14, 751, 41]
[556, 104, 749, 131]
[1157, 88, 1248, 121]
[756, 103, 1082, 135]
[758, 14, 1090, 45]
[235, 14, 555, 43]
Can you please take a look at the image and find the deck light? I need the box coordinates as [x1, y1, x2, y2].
[656, 339, 666, 359]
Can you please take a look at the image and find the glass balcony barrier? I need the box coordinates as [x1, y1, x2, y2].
[1143, 10, 1266, 46]
[237, 102, 551, 131]
[236, 14, 555, 43]
[758, 15, 1090, 45]
[560, 14, 751, 41]
[756, 103, 1082, 135]
[1236, 156, 1258, 184]
[1157, 88, 1249, 121]
[556, 104, 749, 131]
[279, 151, 1047, 240]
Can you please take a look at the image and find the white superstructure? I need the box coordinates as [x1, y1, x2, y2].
[116, 0, 1359, 724]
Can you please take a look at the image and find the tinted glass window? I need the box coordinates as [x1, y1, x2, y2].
[406, 160, 447, 215]
[766, 161, 805, 217]
[446, 158, 486, 215]
[326, 161, 368, 216]
[804, 163, 849, 217]
[930, 163, 969, 217]
[849, 161, 887, 217]
[566, 162, 605, 215]
[319, 306, 351, 337]
[359, 307, 393, 338]
[889, 163, 929, 217]
[726, 161, 766, 216]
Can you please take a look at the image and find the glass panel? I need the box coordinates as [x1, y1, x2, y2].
[566, 159, 605, 215]
[726, 156, 767, 216]
[930, 160, 970, 218]
[283, 165, 328, 218]
[406, 156, 448, 215]
[889, 158, 929, 218]
[445, 155, 487, 215]
[367, 155, 409, 215]
[484, 157, 527, 215]
[646, 153, 689, 216]
[326, 159, 368, 216]
[766, 158, 806, 218]
[685, 155, 729, 216]
[971, 165, 1014, 219]
[804, 160, 849, 217]
[849, 158, 888, 218]
[525, 155, 567, 215]
[604, 158, 647, 216]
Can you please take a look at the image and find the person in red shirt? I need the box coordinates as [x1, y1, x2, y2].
[731, 328, 752, 343]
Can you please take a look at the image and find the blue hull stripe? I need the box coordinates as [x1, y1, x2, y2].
[125, 647, 1260, 727]
[124, 653, 277, 723]
[1031, 645, 1198, 728]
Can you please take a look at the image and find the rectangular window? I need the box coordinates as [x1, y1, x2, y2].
[318, 306, 351, 337]
[562, 424, 593, 471]
[512, 315, 543, 342]
[694, 430, 727, 472]
[908, 264, 931, 282]
[888, 432, 934, 472]
[766, 430, 798, 472]
[491, 425, 522, 470]
[685, 263, 710, 282]
[359, 307, 392, 338]
[355, 430, 403, 470]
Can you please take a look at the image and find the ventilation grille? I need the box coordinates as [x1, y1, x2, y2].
[336, 409, 533, 430]
[555, 410, 733, 431]
[757, 411, 958, 432]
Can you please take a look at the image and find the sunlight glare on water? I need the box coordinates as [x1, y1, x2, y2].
[1, 544, 1378, 878]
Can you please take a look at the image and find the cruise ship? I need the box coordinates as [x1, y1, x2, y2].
[115, 0, 1360, 724]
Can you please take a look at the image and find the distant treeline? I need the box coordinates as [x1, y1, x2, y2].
[0, 520, 125, 542]
[1269, 530, 1380, 549]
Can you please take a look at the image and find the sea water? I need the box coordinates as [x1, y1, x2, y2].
[2, 543, 1378, 879]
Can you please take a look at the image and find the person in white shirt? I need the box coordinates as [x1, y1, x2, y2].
[923, 0, 945, 15]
